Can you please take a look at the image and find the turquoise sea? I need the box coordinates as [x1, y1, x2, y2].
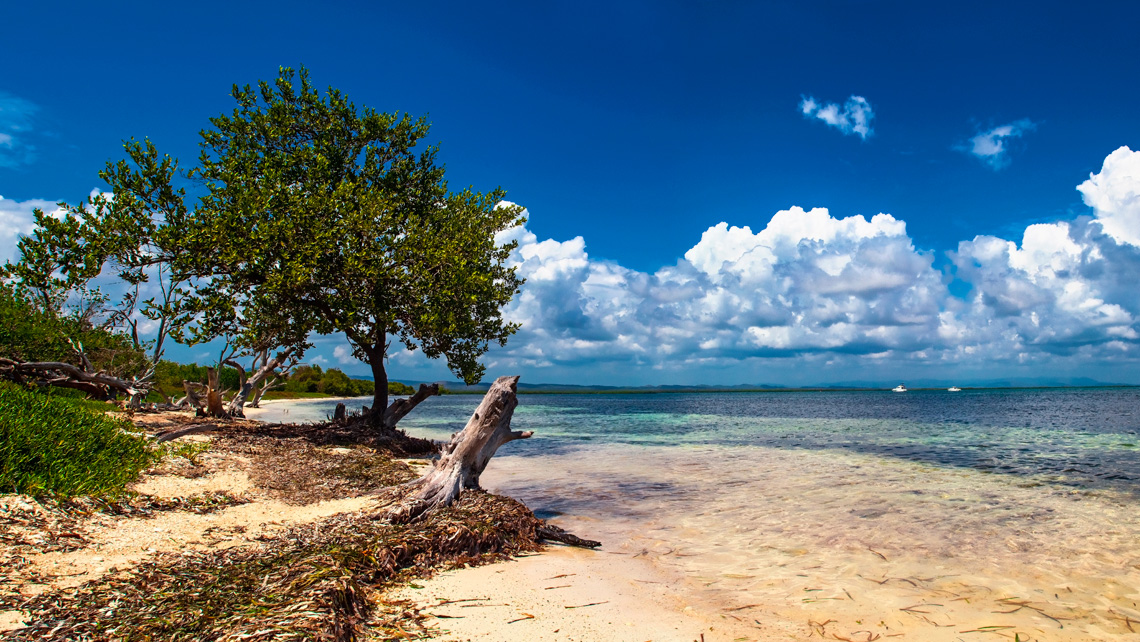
[252, 388, 1140, 641]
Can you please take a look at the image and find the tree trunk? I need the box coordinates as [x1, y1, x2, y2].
[225, 348, 294, 417]
[228, 382, 254, 416]
[249, 378, 276, 407]
[178, 380, 206, 409]
[0, 358, 144, 400]
[224, 358, 250, 417]
[204, 367, 227, 418]
[387, 375, 531, 522]
[126, 390, 147, 409]
[368, 348, 388, 425]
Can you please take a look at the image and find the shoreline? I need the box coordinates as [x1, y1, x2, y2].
[8, 393, 1139, 640]
[1, 405, 754, 640]
[469, 440, 1140, 641]
[252, 389, 1140, 640]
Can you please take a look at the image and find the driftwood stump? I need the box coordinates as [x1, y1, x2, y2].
[204, 367, 226, 418]
[388, 375, 532, 522]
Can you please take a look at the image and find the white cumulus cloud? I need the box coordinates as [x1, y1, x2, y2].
[951, 217, 1139, 360]
[0, 195, 65, 266]
[333, 345, 358, 365]
[495, 205, 946, 370]
[799, 95, 875, 140]
[485, 146, 1140, 379]
[1078, 146, 1140, 247]
[962, 119, 1036, 170]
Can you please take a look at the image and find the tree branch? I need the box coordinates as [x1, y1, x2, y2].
[0, 358, 144, 397]
[381, 382, 440, 429]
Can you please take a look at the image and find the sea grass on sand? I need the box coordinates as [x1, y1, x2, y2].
[148, 413, 439, 458]
[149, 414, 435, 504]
[2, 491, 540, 641]
[2, 415, 547, 641]
[1, 492, 249, 567]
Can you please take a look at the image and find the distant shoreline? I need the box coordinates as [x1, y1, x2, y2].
[255, 383, 1139, 398]
[440, 383, 1140, 395]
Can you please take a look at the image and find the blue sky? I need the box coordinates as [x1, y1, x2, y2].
[2, 1, 1139, 386]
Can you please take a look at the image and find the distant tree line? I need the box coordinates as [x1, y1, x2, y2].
[280, 364, 412, 397]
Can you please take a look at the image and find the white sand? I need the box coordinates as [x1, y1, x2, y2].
[391, 545, 760, 642]
[2, 410, 759, 639]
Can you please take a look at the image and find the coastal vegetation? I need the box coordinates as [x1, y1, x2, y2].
[2, 66, 524, 431]
[279, 364, 374, 398]
[0, 382, 157, 497]
[0, 67, 561, 640]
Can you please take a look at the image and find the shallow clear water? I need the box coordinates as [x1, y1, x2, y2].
[264, 389, 1140, 640]
[400, 388, 1140, 495]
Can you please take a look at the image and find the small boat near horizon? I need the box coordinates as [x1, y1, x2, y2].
[892, 383, 907, 392]
[948, 386, 962, 392]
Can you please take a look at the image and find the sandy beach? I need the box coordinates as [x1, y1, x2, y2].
[6, 391, 1140, 641]
[389, 545, 754, 641]
[0, 407, 755, 640]
[241, 392, 1140, 641]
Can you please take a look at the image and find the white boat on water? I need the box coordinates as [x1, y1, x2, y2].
[892, 383, 907, 392]
[948, 386, 962, 392]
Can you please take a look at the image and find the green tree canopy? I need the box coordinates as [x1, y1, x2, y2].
[184, 67, 525, 416]
[3, 67, 523, 422]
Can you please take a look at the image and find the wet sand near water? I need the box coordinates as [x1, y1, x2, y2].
[457, 444, 1140, 641]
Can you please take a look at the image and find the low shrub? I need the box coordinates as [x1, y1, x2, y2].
[0, 382, 158, 497]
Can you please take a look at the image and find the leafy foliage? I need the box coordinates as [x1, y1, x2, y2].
[0, 283, 149, 383]
[4, 67, 522, 417]
[0, 382, 158, 497]
[5, 141, 189, 361]
[388, 380, 415, 396]
[2, 140, 308, 403]
[0, 283, 71, 363]
[184, 67, 525, 411]
[281, 364, 375, 397]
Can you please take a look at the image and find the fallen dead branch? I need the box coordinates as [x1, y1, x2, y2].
[385, 376, 600, 549]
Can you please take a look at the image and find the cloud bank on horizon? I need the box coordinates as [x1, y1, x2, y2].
[4, 148, 1139, 385]
[477, 146, 1140, 380]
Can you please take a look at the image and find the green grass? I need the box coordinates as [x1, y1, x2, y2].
[160, 441, 211, 465]
[0, 382, 159, 497]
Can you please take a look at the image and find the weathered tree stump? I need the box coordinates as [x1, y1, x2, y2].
[204, 367, 227, 418]
[179, 380, 206, 410]
[224, 348, 297, 417]
[387, 375, 532, 522]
